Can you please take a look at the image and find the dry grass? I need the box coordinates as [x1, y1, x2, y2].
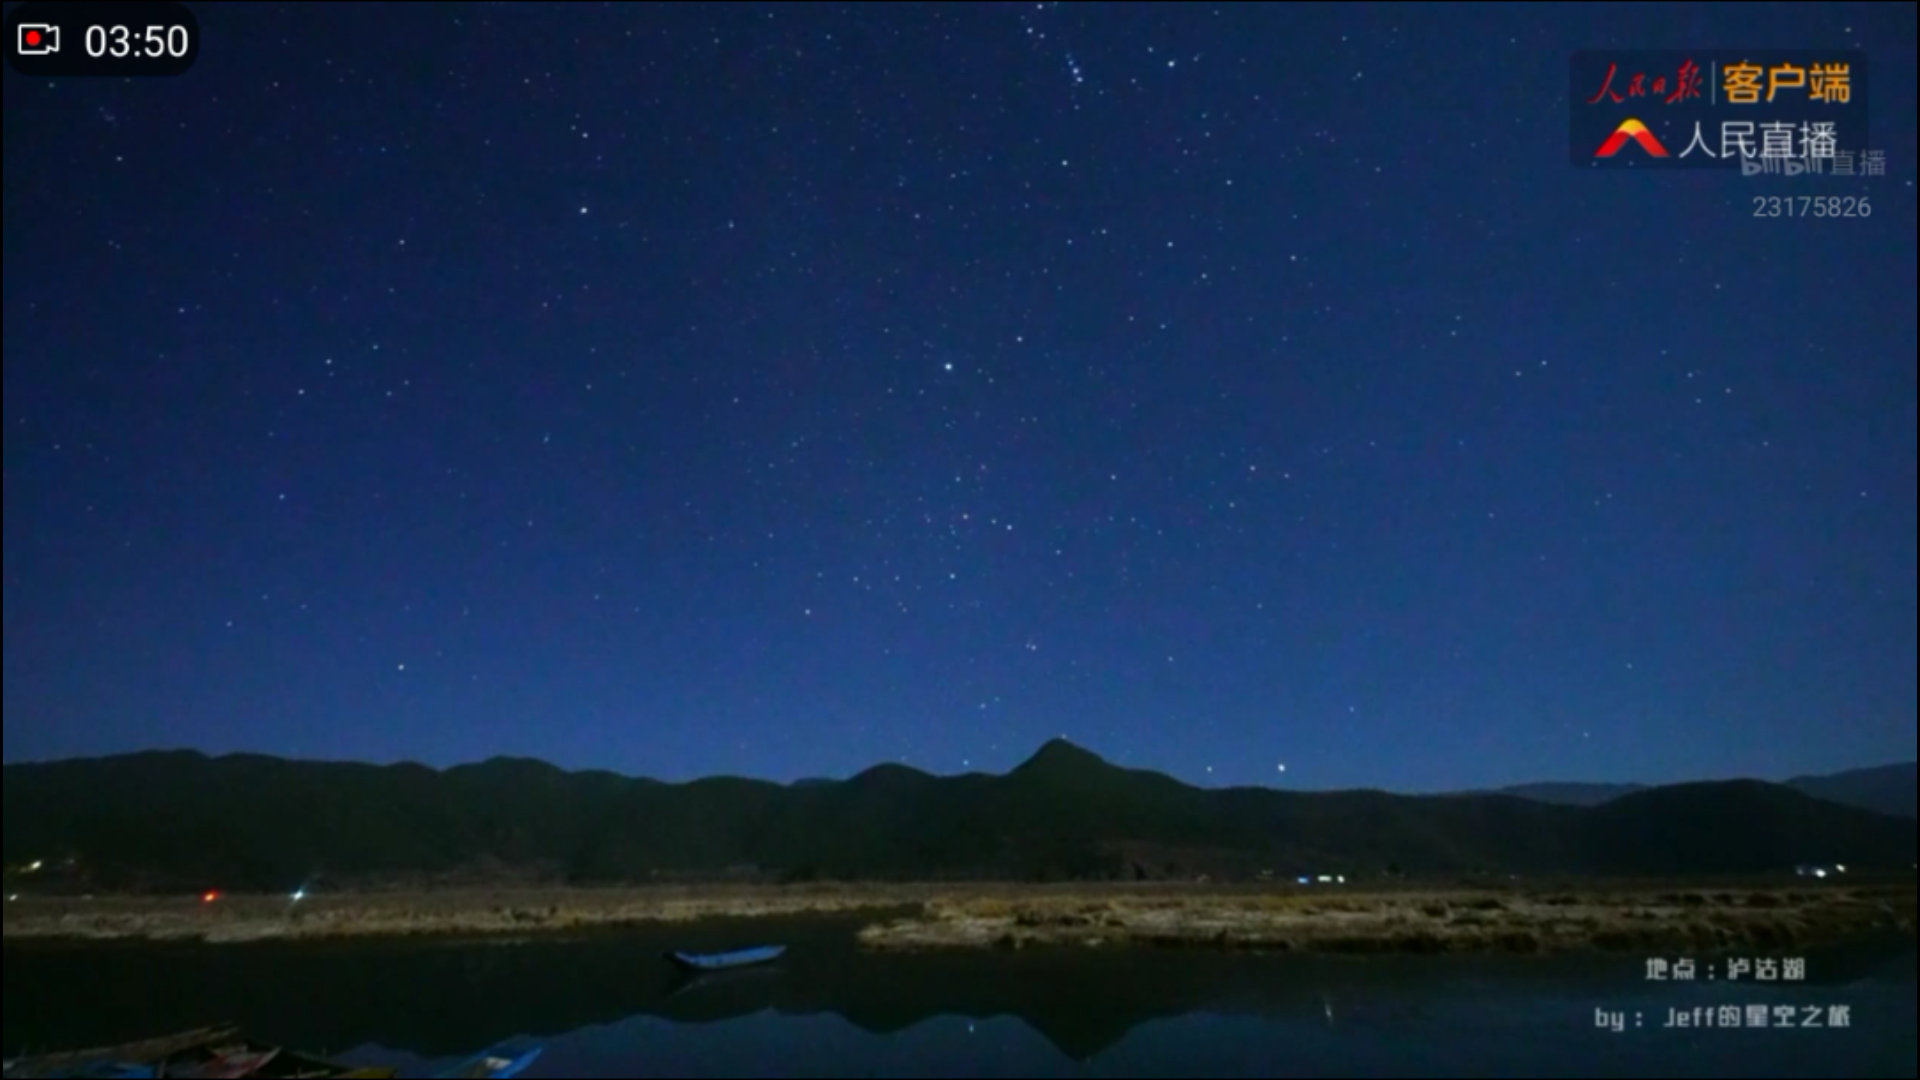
[0, 884, 927, 944]
[5, 881, 1912, 954]
[857, 884, 1919, 955]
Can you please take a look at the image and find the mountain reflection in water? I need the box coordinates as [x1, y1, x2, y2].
[5, 916, 1913, 1077]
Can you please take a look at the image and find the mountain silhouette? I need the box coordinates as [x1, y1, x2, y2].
[1484, 762, 1914, 819]
[1010, 737, 1108, 777]
[3, 743, 1912, 892]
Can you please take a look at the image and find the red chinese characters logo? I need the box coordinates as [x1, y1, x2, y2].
[1588, 60, 1705, 105]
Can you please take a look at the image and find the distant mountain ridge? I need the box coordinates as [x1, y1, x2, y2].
[1482, 763, 1915, 819]
[1485, 782, 1649, 807]
[3, 741, 1912, 893]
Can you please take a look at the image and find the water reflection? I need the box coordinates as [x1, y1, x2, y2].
[5, 917, 1913, 1077]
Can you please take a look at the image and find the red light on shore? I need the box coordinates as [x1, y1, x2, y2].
[202, 891, 220, 903]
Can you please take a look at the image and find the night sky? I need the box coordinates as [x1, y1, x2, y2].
[4, 3, 1915, 793]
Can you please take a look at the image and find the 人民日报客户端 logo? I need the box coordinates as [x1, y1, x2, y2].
[1571, 51, 1876, 174]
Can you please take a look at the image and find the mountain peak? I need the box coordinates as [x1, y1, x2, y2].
[1014, 737, 1111, 775]
[849, 762, 934, 787]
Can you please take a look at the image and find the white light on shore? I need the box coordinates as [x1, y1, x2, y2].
[291, 889, 307, 902]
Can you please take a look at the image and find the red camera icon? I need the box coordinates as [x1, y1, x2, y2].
[17, 23, 60, 55]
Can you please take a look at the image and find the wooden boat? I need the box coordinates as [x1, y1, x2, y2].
[664, 944, 786, 972]
[8, 1030, 387, 1080]
[663, 959, 782, 999]
[248, 1051, 392, 1078]
[167, 1048, 279, 1078]
[3, 1027, 235, 1079]
[432, 1045, 541, 1079]
[251, 1047, 397, 1078]
[173, 1041, 391, 1079]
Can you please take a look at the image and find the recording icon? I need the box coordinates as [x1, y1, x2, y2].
[17, 23, 60, 55]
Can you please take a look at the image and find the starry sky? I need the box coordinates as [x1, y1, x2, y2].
[3, 3, 1915, 793]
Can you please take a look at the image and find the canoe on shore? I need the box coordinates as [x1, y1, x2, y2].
[4, 1028, 392, 1080]
[165, 1037, 394, 1078]
[665, 944, 787, 972]
[3, 1026, 236, 1079]
[167, 1048, 278, 1078]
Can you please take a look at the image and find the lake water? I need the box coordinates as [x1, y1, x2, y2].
[4, 917, 1913, 1078]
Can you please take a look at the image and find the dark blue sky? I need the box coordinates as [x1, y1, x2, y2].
[4, 2, 1915, 792]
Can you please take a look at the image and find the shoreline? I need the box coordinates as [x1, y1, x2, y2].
[858, 883, 1916, 955]
[1, 884, 915, 945]
[5, 880, 1913, 953]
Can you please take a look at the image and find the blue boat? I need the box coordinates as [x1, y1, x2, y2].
[434, 1044, 541, 1079]
[665, 944, 787, 972]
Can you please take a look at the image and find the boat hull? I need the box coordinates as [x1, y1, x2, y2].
[3, 1027, 234, 1079]
[665, 944, 787, 972]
